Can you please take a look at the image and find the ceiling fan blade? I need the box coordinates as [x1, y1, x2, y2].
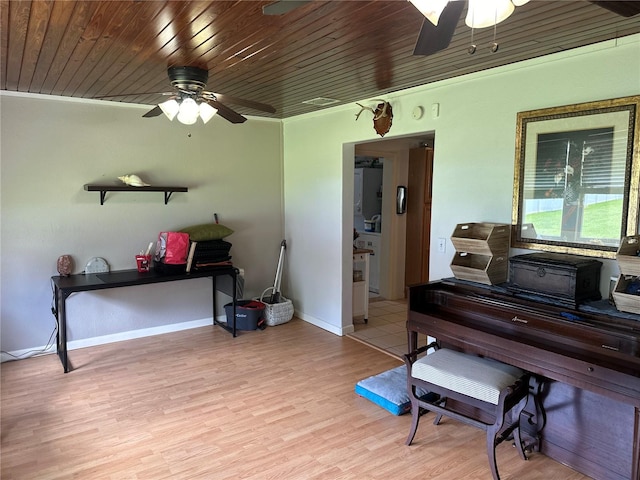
[589, 1, 640, 17]
[262, 0, 310, 15]
[209, 93, 276, 114]
[413, 1, 465, 56]
[142, 105, 163, 118]
[208, 100, 247, 124]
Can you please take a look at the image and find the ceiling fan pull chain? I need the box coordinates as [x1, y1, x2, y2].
[488, 7, 500, 54]
[468, 8, 477, 55]
[490, 20, 499, 53]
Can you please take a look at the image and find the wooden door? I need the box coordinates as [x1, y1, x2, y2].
[405, 147, 434, 290]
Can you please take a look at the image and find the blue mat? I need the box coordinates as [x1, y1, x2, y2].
[355, 365, 434, 416]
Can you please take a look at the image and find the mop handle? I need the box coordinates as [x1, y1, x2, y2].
[273, 240, 287, 291]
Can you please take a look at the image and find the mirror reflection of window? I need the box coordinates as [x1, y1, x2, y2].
[512, 96, 640, 258]
[523, 127, 623, 246]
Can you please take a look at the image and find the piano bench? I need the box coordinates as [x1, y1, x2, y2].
[404, 347, 530, 480]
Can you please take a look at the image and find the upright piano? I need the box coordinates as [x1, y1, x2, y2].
[407, 280, 640, 480]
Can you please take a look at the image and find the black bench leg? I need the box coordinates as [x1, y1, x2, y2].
[433, 398, 446, 425]
[513, 426, 527, 461]
[487, 424, 502, 480]
[406, 396, 421, 445]
[511, 397, 529, 461]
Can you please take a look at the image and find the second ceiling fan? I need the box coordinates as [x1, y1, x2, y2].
[263, 0, 640, 57]
[410, 0, 640, 56]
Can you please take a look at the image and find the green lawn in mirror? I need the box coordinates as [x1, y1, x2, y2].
[525, 199, 623, 240]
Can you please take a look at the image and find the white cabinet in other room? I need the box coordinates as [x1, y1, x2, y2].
[356, 233, 380, 293]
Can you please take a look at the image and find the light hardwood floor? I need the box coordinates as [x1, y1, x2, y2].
[1, 318, 589, 479]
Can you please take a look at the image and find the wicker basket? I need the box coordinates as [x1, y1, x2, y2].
[255, 287, 294, 326]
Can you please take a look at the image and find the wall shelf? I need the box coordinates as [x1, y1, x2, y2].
[84, 184, 188, 205]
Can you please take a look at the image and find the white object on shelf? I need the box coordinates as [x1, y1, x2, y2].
[117, 174, 150, 187]
[84, 257, 109, 274]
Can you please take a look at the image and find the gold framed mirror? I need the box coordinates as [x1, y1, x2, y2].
[512, 95, 640, 258]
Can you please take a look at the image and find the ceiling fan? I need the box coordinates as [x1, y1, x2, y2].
[101, 66, 276, 124]
[262, 0, 640, 57]
[410, 0, 640, 56]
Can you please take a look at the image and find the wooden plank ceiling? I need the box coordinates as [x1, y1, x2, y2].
[1, 1, 639, 120]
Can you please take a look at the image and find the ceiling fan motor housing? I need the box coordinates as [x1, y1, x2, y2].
[168, 66, 209, 93]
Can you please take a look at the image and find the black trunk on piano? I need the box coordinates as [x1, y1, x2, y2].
[508, 252, 602, 308]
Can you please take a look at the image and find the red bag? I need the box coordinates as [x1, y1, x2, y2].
[155, 232, 190, 265]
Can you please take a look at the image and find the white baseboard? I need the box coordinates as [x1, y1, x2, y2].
[67, 317, 215, 351]
[1, 313, 347, 363]
[1, 345, 56, 363]
[1, 316, 219, 363]
[294, 309, 352, 336]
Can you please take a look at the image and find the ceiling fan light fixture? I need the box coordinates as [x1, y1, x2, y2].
[465, 0, 515, 28]
[159, 99, 180, 121]
[408, 0, 450, 26]
[199, 101, 218, 124]
[177, 97, 200, 125]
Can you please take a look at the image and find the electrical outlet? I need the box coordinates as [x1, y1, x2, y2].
[438, 237, 446, 253]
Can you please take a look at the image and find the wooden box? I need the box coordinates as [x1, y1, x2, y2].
[450, 252, 508, 285]
[508, 252, 602, 308]
[612, 275, 640, 314]
[450, 222, 510, 255]
[616, 235, 640, 277]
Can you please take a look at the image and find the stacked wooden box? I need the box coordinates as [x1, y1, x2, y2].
[450, 222, 510, 285]
[612, 235, 640, 314]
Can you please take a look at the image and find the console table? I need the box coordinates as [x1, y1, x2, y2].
[51, 267, 238, 373]
[408, 280, 640, 480]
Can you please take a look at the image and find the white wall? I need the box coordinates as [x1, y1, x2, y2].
[0, 94, 283, 355]
[2, 35, 638, 357]
[282, 35, 640, 336]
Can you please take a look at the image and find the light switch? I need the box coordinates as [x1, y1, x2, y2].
[431, 103, 440, 119]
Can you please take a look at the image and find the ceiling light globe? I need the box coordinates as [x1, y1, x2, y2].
[408, 0, 450, 26]
[159, 99, 179, 121]
[199, 102, 218, 124]
[177, 98, 199, 125]
[465, 0, 515, 28]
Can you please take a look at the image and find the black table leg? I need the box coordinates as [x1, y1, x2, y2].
[212, 275, 217, 324]
[56, 287, 71, 373]
[232, 269, 237, 337]
[211, 271, 238, 337]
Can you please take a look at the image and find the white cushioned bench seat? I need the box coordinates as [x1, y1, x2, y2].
[412, 348, 524, 405]
[405, 346, 532, 480]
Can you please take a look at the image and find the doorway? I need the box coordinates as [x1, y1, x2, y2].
[354, 156, 383, 296]
[353, 134, 434, 302]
